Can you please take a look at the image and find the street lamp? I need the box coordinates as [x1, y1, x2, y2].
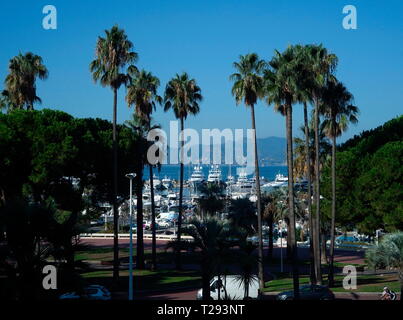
[125, 173, 136, 301]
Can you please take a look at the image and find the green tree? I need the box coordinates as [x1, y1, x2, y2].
[3, 52, 48, 111]
[164, 72, 202, 269]
[356, 142, 403, 232]
[89, 25, 138, 283]
[230, 53, 265, 291]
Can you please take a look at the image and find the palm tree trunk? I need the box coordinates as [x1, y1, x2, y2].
[149, 165, 157, 270]
[313, 98, 322, 284]
[285, 103, 299, 299]
[250, 104, 265, 292]
[136, 170, 145, 269]
[112, 87, 119, 284]
[303, 102, 316, 284]
[321, 231, 328, 264]
[286, 221, 291, 260]
[176, 117, 185, 270]
[328, 130, 337, 287]
[268, 215, 274, 261]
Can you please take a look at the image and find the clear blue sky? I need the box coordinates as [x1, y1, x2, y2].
[1, 0, 402, 140]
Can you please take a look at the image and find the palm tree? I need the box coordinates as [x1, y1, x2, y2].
[0, 90, 15, 112]
[230, 53, 265, 291]
[321, 80, 358, 286]
[125, 115, 160, 270]
[164, 72, 202, 269]
[4, 52, 48, 111]
[366, 232, 403, 299]
[169, 215, 234, 300]
[293, 44, 317, 284]
[228, 198, 257, 237]
[90, 25, 137, 282]
[197, 183, 226, 220]
[126, 69, 162, 270]
[293, 122, 332, 182]
[304, 44, 338, 284]
[262, 191, 287, 260]
[265, 46, 303, 298]
[235, 241, 259, 299]
[294, 119, 332, 283]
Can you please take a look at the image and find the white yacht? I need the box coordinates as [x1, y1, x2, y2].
[207, 165, 222, 183]
[189, 165, 205, 183]
[262, 173, 289, 190]
[225, 166, 236, 185]
[148, 174, 161, 187]
[226, 175, 236, 185]
[162, 176, 173, 189]
[230, 169, 254, 198]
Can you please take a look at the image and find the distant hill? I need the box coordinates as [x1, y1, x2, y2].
[339, 115, 403, 154]
[256, 136, 286, 166]
[167, 136, 286, 165]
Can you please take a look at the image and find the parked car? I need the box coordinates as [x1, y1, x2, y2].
[145, 221, 159, 231]
[276, 284, 335, 300]
[59, 285, 111, 300]
[196, 275, 259, 300]
[157, 219, 171, 228]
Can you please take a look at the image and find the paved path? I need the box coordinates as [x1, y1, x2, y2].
[82, 238, 366, 265]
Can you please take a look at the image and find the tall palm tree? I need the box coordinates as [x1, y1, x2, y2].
[265, 46, 305, 298]
[125, 115, 160, 270]
[304, 44, 338, 284]
[164, 72, 202, 269]
[0, 90, 15, 112]
[90, 25, 137, 282]
[321, 80, 358, 286]
[126, 69, 162, 270]
[4, 52, 48, 111]
[292, 45, 317, 284]
[230, 53, 266, 291]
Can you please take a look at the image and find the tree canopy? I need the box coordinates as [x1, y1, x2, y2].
[321, 116, 403, 234]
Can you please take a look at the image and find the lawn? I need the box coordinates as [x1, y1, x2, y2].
[80, 269, 201, 292]
[263, 273, 399, 293]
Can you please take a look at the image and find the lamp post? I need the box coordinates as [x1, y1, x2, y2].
[125, 173, 136, 301]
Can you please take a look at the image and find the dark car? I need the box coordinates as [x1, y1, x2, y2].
[277, 284, 335, 300]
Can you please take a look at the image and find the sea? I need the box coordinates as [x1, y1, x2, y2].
[143, 164, 288, 182]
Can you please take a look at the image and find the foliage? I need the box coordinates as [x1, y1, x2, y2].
[0, 109, 139, 214]
[2, 52, 48, 111]
[366, 232, 403, 295]
[321, 116, 403, 234]
[228, 198, 257, 236]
